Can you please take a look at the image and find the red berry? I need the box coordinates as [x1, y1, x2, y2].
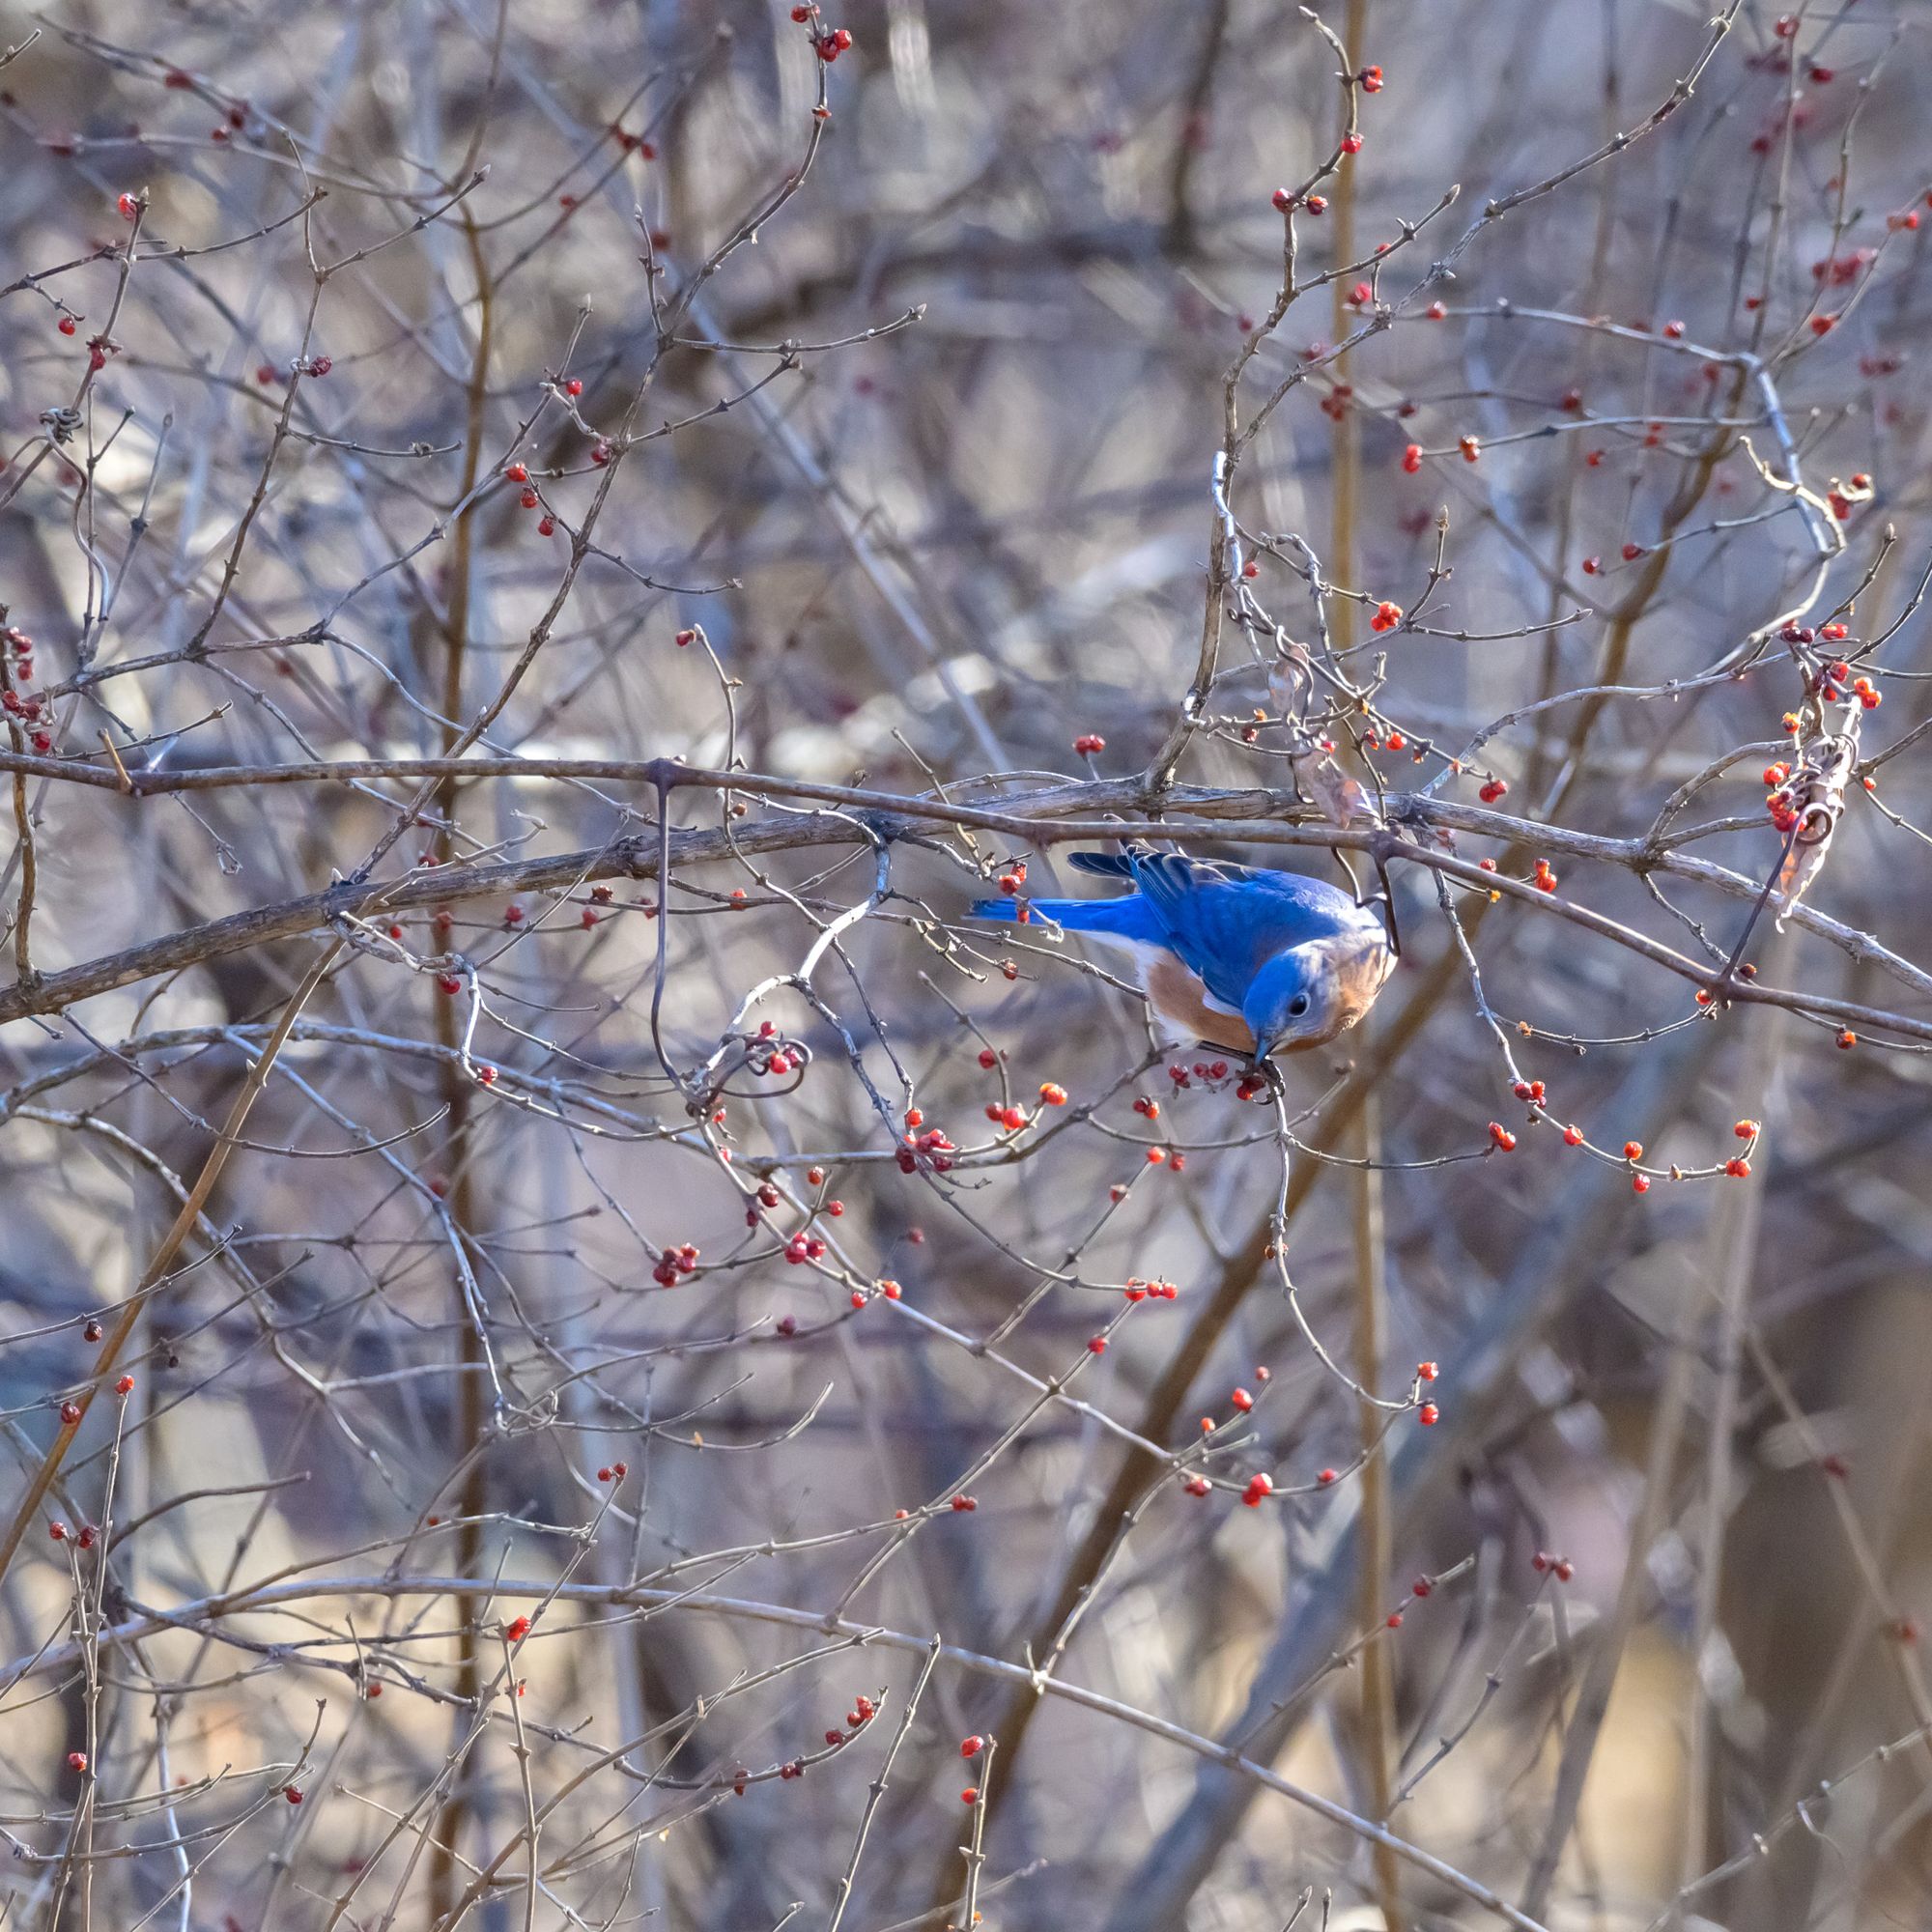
[1488, 1122, 1516, 1151]
[960, 1735, 983, 1757]
[951, 1494, 976, 1512]
[1241, 1473, 1273, 1506]
[1632, 1175, 1651, 1194]
[1622, 1140, 1643, 1161]
[1402, 443, 1421, 473]
[68, 1752, 87, 1773]
[58, 316, 76, 336]
[115, 1375, 134, 1395]
[116, 192, 138, 220]
[1417, 1403, 1439, 1426]
[1231, 1387, 1254, 1412]
[1318, 1467, 1338, 1485]
[1417, 1360, 1438, 1381]
[59, 1401, 81, 1426]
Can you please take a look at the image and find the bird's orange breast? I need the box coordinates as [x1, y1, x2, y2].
[1143, 954, 1257, 1053]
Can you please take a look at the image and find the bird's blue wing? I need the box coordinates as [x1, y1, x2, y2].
[1122, 849, 1378, 1009]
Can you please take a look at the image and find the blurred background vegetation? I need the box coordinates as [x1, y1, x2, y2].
[2, 2, 1931, 1928]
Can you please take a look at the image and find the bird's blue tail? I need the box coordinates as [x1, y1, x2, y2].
[966, 894, 1163, 943]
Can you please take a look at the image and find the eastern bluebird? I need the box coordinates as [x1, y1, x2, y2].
[969, 844, 1395, 1060]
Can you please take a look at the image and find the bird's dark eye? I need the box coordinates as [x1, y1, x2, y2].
[1288, 993, 1310, 1017]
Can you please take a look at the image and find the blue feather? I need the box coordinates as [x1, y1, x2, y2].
[966, 895, 1167, 944]
[965, 845, 1392, 1053]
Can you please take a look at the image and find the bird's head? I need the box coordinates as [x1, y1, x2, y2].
[1242, 942, 1357, 1060]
